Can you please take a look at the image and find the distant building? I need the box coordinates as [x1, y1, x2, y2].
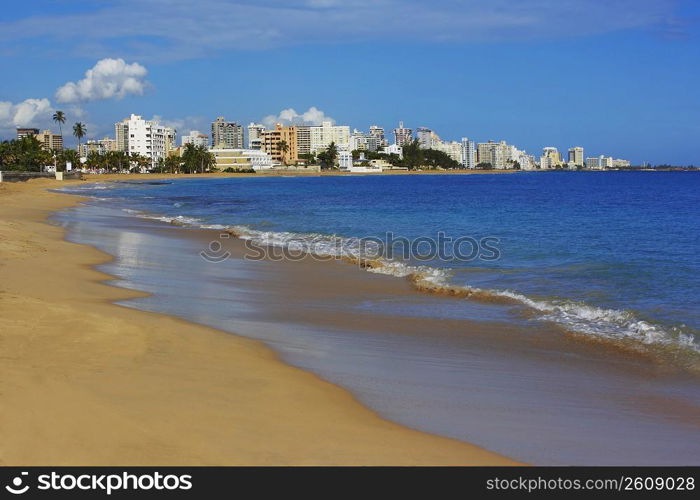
[586, 155, 613, 169]
[383, 143, 403, 159]
[477, 141, 506, 169]
[460, 138, 476, 169]
[114, 114, 176, 169]
[247, 123, 266, 150]
[211, 116, 244, 149]
[35, 130, 63, 151]
[309, 121, 350, 153]
[210, 148, 274, 171]
[349, 129, 379, 152]
[181, 130, 209, 148]
[540, 147, 563, 169]
[338, 150, 353, 170]
[16, 128, 39, 140]
[393, 121, 413, 146]
[80, 137, 117, 157]
[612, 158, 631, 168]
[568, 147, 584, 167]
[369, 125, 387, 148]
[259, 124, 299, 164]
[296, 125, 311, 155]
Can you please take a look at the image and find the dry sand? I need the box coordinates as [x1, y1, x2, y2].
[0, 178, 518, 465]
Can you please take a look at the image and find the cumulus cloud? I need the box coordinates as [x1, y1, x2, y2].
[0, 98, 53, 129]
[262, 107, 335, 127]
[55, 58, 148, 103]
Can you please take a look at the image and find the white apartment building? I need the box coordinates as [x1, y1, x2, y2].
[460, 138, 476, 169]
[586, 155, 614, 169]
[349, 129, 379, 152]
[181, 130, 209, 148]
[338, 150, 353, 170]
[309, 121, 350, 153]
[115, 114, 176, 169]
[612, 158, 631, 168]
[383, 144, 403, 159]
[247, 123, 265, 150]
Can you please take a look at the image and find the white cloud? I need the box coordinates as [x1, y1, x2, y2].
[55, 58, 148, 103]
[0, 98, 53, 129]
[262, 106, 335, 127]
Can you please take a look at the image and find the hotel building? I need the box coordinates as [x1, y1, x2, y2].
[211, 116, 244, 149]
[181, 130, 209, 148]
[259, 124, 299, 164]
[35, 130, 64, 151]
[309, 121, 350, 153]
[115, 114, 177, 169]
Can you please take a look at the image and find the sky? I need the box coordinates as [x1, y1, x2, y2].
[1, 0, 699, 165]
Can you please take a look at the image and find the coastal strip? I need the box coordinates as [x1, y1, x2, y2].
[0, 178, 518, 465]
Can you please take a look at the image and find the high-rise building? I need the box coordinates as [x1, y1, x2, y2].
[35, 130, 63, 151]
[568, 147, 584, 167]
[477, 140, 508, 169]
[80, 137, 118, 157]
[369, 125, 386, 148]
[211, 116, 244, 149]
[16, 128, 39, 140]
[349, 129, 379, 152]
[540, 147, 562, 169]
[247, 123, 266, 150]
[296, 125, 311, 155]
[586, 155, 613, 169]
[181, 130, 209, 148]
[393, 121, 413, 146]
[460, 138, 476, 169]
[259, 124, 299, 164]
[114, 114, 176, 169]
[309, 121, 350, 153]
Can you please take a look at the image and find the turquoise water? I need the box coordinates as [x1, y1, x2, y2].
[63, 171, 700, 363]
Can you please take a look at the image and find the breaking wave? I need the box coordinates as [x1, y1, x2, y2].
[124, 207, 700, 366]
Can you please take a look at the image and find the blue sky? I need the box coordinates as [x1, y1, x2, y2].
[1, 0, 699, 164]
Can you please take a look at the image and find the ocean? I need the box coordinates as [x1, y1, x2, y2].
[56, 171, 700, 464]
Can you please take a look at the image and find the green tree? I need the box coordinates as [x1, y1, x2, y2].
[277, 140, 289, 165]
[181, 143, 214, 173]
[317, 141, 338, 169]
[52, 110, 66, 139]
[72, 122, 86, 156]
[401, 139, 424, 170]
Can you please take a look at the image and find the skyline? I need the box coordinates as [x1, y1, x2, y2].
[2, 0, 699, 164]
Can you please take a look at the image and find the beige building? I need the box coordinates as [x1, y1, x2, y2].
[568, 147, 584, 167]
[477, 140, 507, 169]
[210, 148, 274, 171]
[259, 124, 299, 164]
[35, 130, 64, 151]
[309, 121, 350, 153]
[540, 147, 563, 169]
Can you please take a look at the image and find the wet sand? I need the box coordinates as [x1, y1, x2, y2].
[56, 195, 700, 465]
[0, 178, 517, 465]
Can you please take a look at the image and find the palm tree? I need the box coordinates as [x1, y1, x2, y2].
[325, 141, 338, 169]
[52, 111, 66, 139]
[73, 122, 86, 157]
[277, 140, 289, 165]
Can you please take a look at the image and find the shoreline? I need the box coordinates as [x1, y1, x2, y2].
[0, 178, 518, 465]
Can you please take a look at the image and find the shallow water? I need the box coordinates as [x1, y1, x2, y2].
[54, 194, 700, 465]
[60, 172, 700, 363]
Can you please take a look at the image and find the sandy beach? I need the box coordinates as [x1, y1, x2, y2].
[0, 178, 518, 465]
